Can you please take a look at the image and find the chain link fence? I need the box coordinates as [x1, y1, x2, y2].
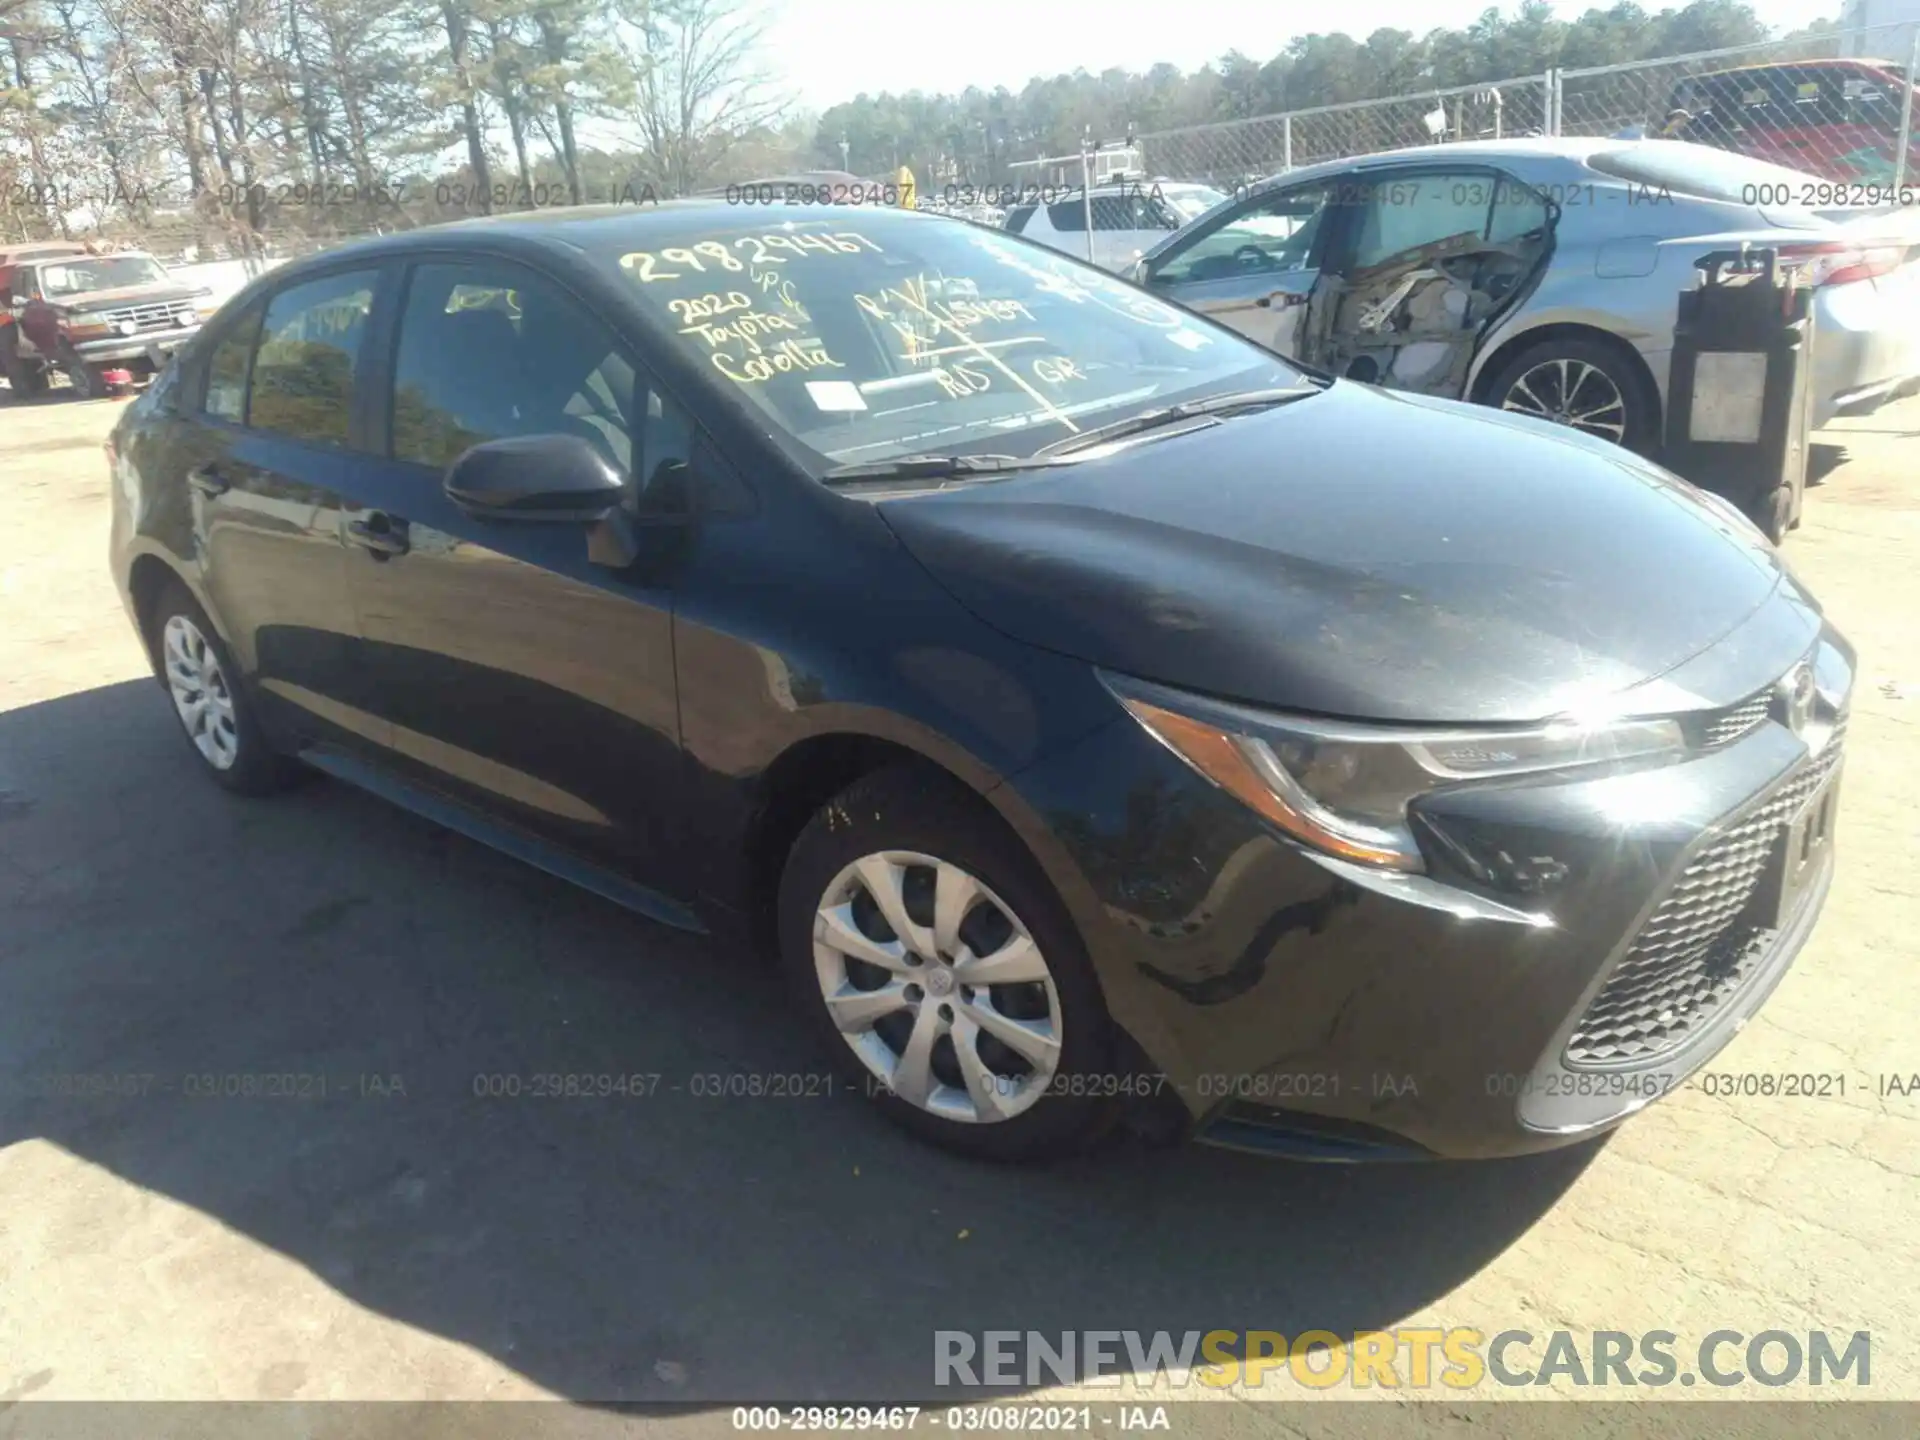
[11, 23, 1920, 263]
[1558, 22, 1920, 186]
[1134, 78, 1554, 190]
[1013, 21, 1920, 204]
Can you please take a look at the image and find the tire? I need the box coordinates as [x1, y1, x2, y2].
[1481, 335, 1660, 456]
[146, 578, 303, 796]
[1, 340, 48, 399]
[777, 762, 1119, 1161]
[65, 353, 104, 401]
[1759, 482, 1794, 544]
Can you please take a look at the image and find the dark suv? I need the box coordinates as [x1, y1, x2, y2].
[108, 203, 1852, 1163]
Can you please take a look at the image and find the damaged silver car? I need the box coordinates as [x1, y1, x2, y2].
[1134, 137, 1920, 454]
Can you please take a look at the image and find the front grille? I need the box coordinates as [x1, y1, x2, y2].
[100, 299, 197, 332]
[1565, 725, 1844, 1066]
[1698, 692, 1772, 748]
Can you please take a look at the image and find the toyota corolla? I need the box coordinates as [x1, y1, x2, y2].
[107, 202, 1852, 1162]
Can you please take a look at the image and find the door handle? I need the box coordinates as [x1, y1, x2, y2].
[347, 514, 410, 558]
[187, 466, 229, 497]
[1257, 291, 1305, 309]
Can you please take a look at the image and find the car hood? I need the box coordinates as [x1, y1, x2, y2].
[877, 383, 1798, 724]
[51, 283, 198, 310]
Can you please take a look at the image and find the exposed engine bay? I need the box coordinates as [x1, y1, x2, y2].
[1297, 227, 1551, 398]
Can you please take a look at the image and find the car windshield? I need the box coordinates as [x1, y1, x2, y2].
[601, 212, 1306, 473]
[36, 255, 170, 296]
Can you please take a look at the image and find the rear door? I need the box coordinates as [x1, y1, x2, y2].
[1301, 163, 1555, 392]
[1142, 180, 1342, 354]
[186, 266, 394, 754]
[336, 255, 687, 889]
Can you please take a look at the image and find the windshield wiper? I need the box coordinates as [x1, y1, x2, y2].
[1035, 386, 1320, 459]
[821, 453, 1056, 484]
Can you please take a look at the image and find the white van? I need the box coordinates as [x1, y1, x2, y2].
[1003, 181, 1229, 272]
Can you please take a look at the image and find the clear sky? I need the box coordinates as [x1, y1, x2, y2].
[761, 0, 1847, 113]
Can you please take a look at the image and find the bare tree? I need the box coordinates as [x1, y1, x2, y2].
[623, 0, 788, 196]
[438, 0, 494, 210]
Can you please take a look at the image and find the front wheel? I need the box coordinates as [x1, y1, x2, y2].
[777, 763, 1120, 1161]
[65, 356, 105, 400]
[1483, 336, 1659, 455]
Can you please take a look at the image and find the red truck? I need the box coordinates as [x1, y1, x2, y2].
[1667, 59, 1920, 184]
[1, 245, 215, 399]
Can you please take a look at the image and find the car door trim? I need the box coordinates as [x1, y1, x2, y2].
[297, 743, 703, 932]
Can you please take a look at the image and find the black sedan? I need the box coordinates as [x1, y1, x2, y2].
[107, 201, 1852, 1162]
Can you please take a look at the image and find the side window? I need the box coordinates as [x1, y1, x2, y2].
[1351, 174, 1490, 270]
[1488, 178, 1550, 245]
[1045, 198, 1086, 233]
[247, 270, 376, 446]
[390, 261, 639, 480]
[203, 306, 262, 422]
[1003, 204, 1036, 234]
[1089, 195, 1133, 230]
[1150, 184, 1331, 285]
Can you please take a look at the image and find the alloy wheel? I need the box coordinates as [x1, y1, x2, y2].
[812, 850, 1063, 1123]
[162, 614, 240, 770]
[1500, 357, 1628, 443]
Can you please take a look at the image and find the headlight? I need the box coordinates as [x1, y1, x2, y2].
[1103, 673, 1685, 873]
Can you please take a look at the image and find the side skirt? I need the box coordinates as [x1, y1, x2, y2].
[298, 743, 709, 936]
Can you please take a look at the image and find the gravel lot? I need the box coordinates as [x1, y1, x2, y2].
[1, 389, 1917, 1432]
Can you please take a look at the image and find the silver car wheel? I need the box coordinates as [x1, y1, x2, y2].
[162, 613, 240, 771]
[1500, 357, 1628, 443]
[812, 850, 1063, 1124]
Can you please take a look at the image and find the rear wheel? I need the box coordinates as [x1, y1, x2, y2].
[148, 579, 302, 796]
[1484, 336, 1659, 455]
[777, 763, 1119, 1161]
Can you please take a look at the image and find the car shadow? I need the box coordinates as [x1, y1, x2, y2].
[0, 680, 1602, 1405]
[1808, 442, 1848, 487]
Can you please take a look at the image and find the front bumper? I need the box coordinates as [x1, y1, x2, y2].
[1007, 621, 1854, 1161]
[70, 327, 200, 365]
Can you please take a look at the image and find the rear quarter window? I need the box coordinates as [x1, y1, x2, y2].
[1002, 204, 1037, 233]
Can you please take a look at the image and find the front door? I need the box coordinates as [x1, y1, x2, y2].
[186, 268, 393, 755]
[336, 258, 687, 890]
[1143, 181, 1339, 355]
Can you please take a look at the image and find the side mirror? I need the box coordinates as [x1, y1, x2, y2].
[443, 433, 627, 522]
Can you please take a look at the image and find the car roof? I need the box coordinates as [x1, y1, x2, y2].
[16, 248, 157, 269]
[1692, 57, 1906, 78]
[0, 241, 92, 263]
[247, 199, 959, 283]
[1241, 136, 1621, 194]
[280, 195, 952, 257]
